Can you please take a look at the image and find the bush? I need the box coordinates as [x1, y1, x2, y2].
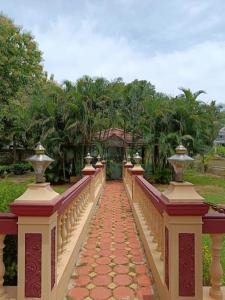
[4, 235, 17, 285]
[0, 180, 30, 286]
[12, 162, 31, 175]
[203, 242, 211, 285]
[0, 165, 12, 177]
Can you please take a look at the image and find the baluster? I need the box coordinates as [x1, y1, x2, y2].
[152, 212, 156, 242]
[74, 202, 79, 226]
[160, 221, 164, 260]
[57, 216, 63, 258]
[148, 202, 154, 237]
[66, 209, 70, 241]
[79, 194, 84, 212]
[71, 202, 76, 229]
[68, 206, 73, 237]
[209, 234, 224, 299]
[83, 191, 88, 208]
[83, 192, 86, 208]
[77, 199, 82, 219]
[0, 234, 8, 299]
[61, 214, 67, 249]
[157, 215, 162, 253]
[153, 211, 158, 243]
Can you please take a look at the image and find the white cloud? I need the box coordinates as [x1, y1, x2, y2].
[32, 15, 225, 102]
[2, 0, 225, 102]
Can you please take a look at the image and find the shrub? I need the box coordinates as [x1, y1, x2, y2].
[0, 165, 12, 177]
[3, 235, 17, 285]
[0, 179, 31, 285]
[203, 243, 211, 285]
[12, 162, 31, 175]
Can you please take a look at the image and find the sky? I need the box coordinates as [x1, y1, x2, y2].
[1, 0, 225, 103]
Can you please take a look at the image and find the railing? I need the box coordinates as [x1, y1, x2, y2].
[124, 166, 133, 199]
[0, 213, 18, 299]
[56, 176, 92, 300]
[0, 165, 105, 300]
[202, 211, 225, 299]
[123, 165, 225, 300]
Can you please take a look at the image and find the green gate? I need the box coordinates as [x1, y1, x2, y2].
[105, 146, 124, 180]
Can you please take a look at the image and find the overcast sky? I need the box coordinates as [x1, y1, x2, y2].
[1, 0, 225, 103]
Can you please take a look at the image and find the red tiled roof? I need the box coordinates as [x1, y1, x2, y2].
[95, 128, 133, 144]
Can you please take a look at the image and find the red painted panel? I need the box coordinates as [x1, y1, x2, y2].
[165, 227, 169, 289]
[51, 227, 56, 290]
[203, 211, 225, 233]
[0, 213, 18, 234]
[179, 233, 195, 296]
[25, 233, 42, 298]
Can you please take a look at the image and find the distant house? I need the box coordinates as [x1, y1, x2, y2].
[94, 128, 145, 161]
[214, 127, 225, 146]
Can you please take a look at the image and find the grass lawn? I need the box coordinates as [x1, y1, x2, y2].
[154, 169, 225, 285]
[0, 173, 69, 212]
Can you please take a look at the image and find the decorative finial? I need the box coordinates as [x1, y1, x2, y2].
[85, 153, 93, 166]
[168, 144, 193, 182]
[133, 152, 142, 165]
[27, 142, 54, 183]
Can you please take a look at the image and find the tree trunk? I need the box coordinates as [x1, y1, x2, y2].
[13, 136, 17, 163]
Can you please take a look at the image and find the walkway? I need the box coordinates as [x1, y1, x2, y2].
[67, 181, 154, 300]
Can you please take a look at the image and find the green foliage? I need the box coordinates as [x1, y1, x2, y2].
[202, 235, 225, 285]
[0, 165, 12, 176]
[185, 170, 225, 190]
[4, 235, 17, 285]
[0, 15, 223, 184]
[0, 179, 31, 212]
[0, 15, 43, 101]
[0, 163, 31, 176]
[0, 177, 66, 285]
[202, 235, 212, 286]
[216, 145, 225, 157]
[12, 162, 31, 175]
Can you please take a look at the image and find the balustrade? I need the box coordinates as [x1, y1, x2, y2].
[123, 164, 225, 300]
[203, 212, 225, 299]
[57, 177, 92, 264]
[209, 234, 223, 299]
[0, 213, 18, 300]
[0, 166, 104, 300]
[134, 177, 164, 259]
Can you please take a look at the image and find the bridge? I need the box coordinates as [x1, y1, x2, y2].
[0, 153, 224, 299]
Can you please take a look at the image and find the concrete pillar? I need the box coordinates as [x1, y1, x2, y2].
[162, 181, 208, 300]
[10, 183, 59, 300]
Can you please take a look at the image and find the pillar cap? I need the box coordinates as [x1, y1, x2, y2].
[14, 183, 59, 202]
[82, 166, 96, 175]
[162, 181, 204, 203]
[131, 164, 144, 175]
[125, 162, 133, 167]
[95, 161, 103, 168]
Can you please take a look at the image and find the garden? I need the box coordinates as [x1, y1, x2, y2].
[1, 13, 225, 289]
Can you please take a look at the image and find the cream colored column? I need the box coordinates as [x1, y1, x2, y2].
[162, 181, 208, 300]
[131, 164, 144, 202]
[11, 183, 59, 300]
[82, 166, 96, 203]
[209, 234, 223, 299]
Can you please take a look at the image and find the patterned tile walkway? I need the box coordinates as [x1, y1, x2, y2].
[67, 181, 154, 300]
